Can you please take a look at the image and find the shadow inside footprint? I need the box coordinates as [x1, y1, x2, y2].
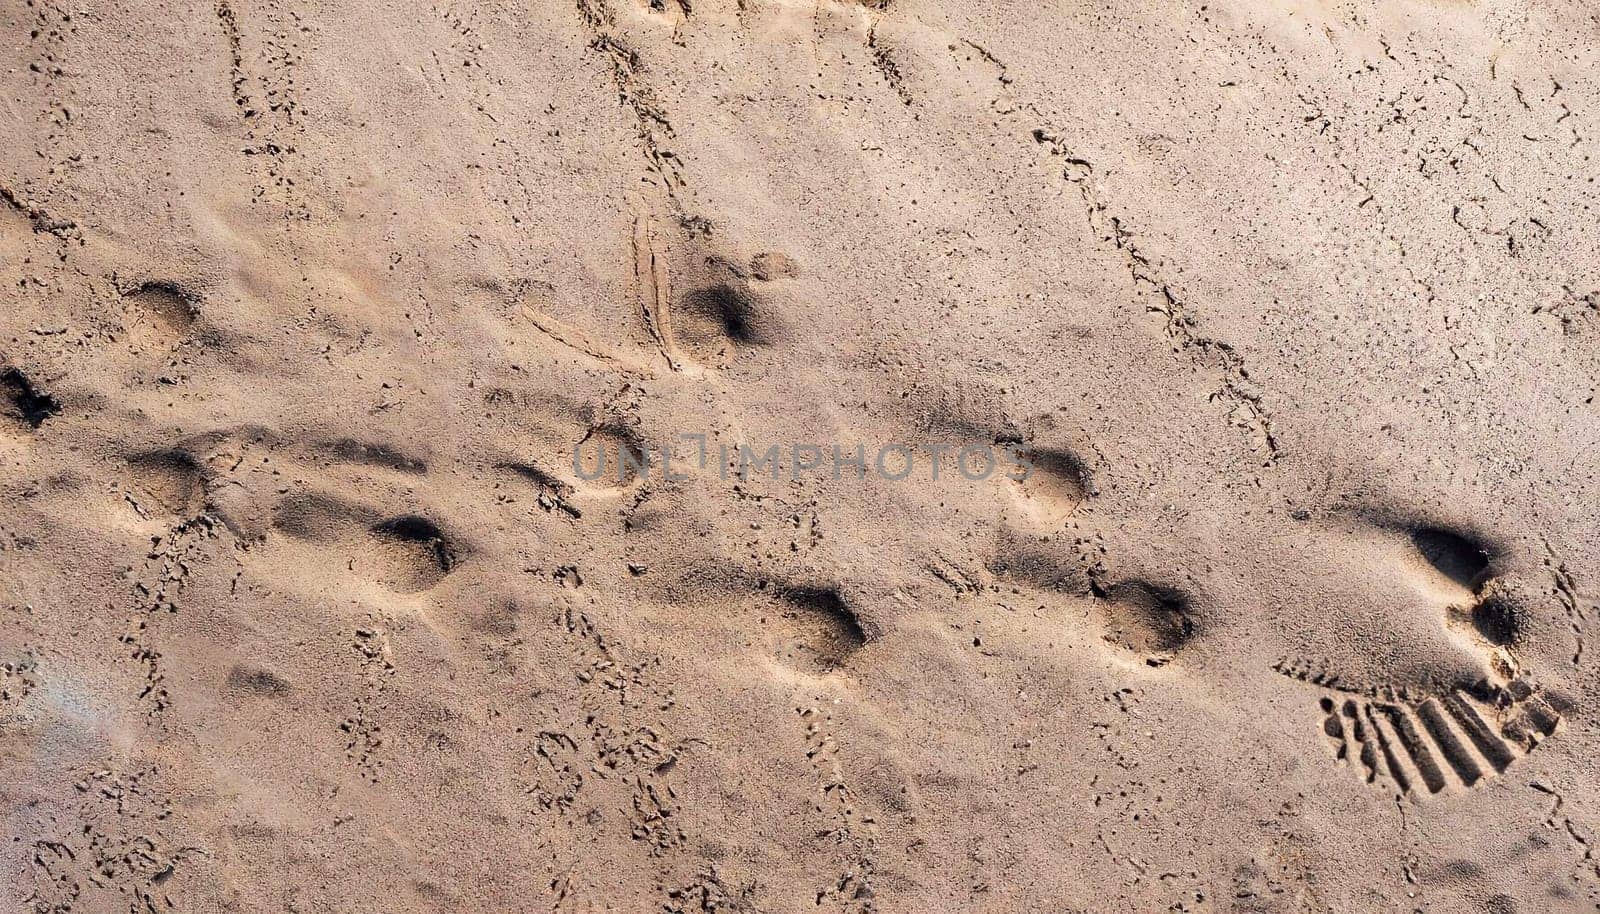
[1410, 528, 1492, 591]
[1012, 446, 1094, 526]
[1097, 580, 1195, 664]
[321, 438, 427, 474]
[226, 664, 291, 697]
[127, 449, 207, 516]
[500, 461, 582, 517]
[363, 516, 459, 594]
[684, 284, 762, 345]
[772, 585, 868, 673]
[1403, 525, 1531, 649]
[672, 265, 783, 367]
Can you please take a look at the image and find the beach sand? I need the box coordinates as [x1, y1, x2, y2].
[2, 1, 1599, 911]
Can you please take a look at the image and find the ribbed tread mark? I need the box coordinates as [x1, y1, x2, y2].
[1379, 703, 1448, 794]
[1319, 698, 1348, 762]
[1302, 673, 1569, 800]
[1416, 699, 1483, 787]
[1363, 705, 1411, 795]
[1442, 692, 1515, 772]
[1343, 700, 1380, 783]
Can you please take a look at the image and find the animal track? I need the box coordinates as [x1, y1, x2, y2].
[341, 626, 395, 782]
[122, 516, 219, 717]
[216, 0, 312, 220]
[797, 703, 877, 912]
[1031, 126, 1281, 463]
[750, 251, 799, 281]
[1309, 680, 1567, 798]
[26, 767, 195, 914]
[523, 729, 585, 816]
[2, 367, 61, 429]
[2, 648, 40, 706]
[577, 2, 685, 199]
[1544, 541, 1589, 666]
[664, 867, 758, 914]
[526, 605, 694, 873]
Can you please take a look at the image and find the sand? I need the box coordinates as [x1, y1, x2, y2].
[3, 0, 1599, 911]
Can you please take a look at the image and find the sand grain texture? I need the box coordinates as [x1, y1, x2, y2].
[3, 1, 1600, 911]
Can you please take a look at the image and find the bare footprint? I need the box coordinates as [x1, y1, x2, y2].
[659, 572, 873, 676]
[571, 422, 651, 491]
[360, 516, 459, 594]
[1011, 445, 1094, 528]
[1095, 580, 1195, 666]
[122, 281, 199, 349]
[665, 251, 790, 368]
[769, 585, 869, 674]
[271, 494, 461, 594]
[272, 493, 372, 542]
[125, 449, 208, 518]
